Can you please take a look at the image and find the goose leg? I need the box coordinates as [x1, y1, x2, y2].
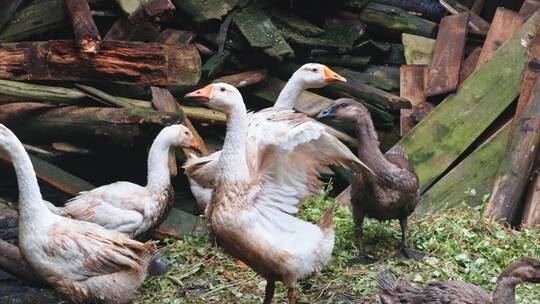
[263, 280, 275, 304]
[395, 217, 425, 261]
[349, 208, 377, 265]
[287, 287, 297, 304]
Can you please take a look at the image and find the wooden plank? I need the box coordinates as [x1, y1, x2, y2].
[402, 12, 540, 192]
[439, 0, 490, 35]
[523, 152, 540, 226]
[483, 23, 540, 223]
[459, 47, 482, 84]
[476, 8, 525, 70]
[424, 13, 469, 97]
[418, 123, 509, 214]
[402, 33, 435, 65]
[520, 0, 540, 18]
[0, 151, 94, 197]
[66, 0, 102, 55]
[400, 65, 428, 135]
[0, 40, 201, 85]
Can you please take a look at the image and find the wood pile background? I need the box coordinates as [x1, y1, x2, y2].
[0, 0, 539, 269]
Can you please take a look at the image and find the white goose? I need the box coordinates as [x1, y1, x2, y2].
[0, 123, 157, 304]
[184, 63, 362, 212]
[185, 83, 336, 304]
[51, 124, 200, 240]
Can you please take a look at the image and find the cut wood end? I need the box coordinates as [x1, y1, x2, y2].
[79, 38, 102, 55]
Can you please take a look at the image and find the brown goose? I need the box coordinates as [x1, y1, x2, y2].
[377, 257, 540, 304]
[318, 98, 425, 264]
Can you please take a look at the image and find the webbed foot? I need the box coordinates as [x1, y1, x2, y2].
[395, 245, 425, 261]
[348, 254, 378, 265]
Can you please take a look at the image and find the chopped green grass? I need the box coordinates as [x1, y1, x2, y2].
[138, 193, 540, 303]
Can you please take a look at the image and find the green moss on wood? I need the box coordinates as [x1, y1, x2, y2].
[402, 33, 436, 65]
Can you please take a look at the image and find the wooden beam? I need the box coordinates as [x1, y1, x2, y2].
[400, 65, 428, 135]
[476, 8, 525, 70]
[520, 0, 540, 19]
[484, 23, 540, 224]
[402, 33, 435, 65]
[418, 123, 509, 214]
[459, 47, 482, 84]
[66, 0, 102, 55]
[425, 13, 469, 97]
[0, 150, 94, 197]
[0, 40, 201, 85]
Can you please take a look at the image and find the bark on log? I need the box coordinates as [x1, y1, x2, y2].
[0, 40, 201, 86]
[484, 76, 540, 224]
[425, 13, 469, 97]
[0, 103, 184, 149]
[476, 8, 525, 70]
[0, 239, 48, 287]
[66, 0, 102, 55]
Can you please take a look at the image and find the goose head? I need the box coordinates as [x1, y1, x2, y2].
[317, 98, 370, 123]
[184, 83, 243, 113]
[498, 257, 540, 284]
[161, 124, 201, 152]
[292, 63, 346, 89]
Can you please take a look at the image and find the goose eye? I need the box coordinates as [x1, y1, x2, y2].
[220, 87, 226, 92]
[312, 68, 318, 72]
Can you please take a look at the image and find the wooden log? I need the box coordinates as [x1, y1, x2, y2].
[309, 54, 371, 69]
[0, 102, 185, 149]
[271, 7, 324, 37]
[402, 33, 436, 65]
[400, 65, 428, 135]
[475, 8, 525, 70]
[66, 0, 102, 55]
[332, 66, 400, 92]
[0, 79, 85, 104]
[213, 70, 268, 88]
[459, 47, 482, 84]
[483, 23, 540, 224]
[0, 0, 69, 41]
[375, 0, 447, 22]
[0, 147, 94, 197]
[425, 13, 469, 97]
[0, 0, 25, 32]
[157, 29, 195, 46]
[418, 123, 510, 213]
[233, 1, 294, 60]
[439, 0, 490, 35]
[323, 14, 366, 50]
[357, 2, 437, 37]
[0, 40, 201, 85]
[0, 239, 48, 286]
[484, 76, 540, 223]
[522, 152, 540, 226]
[520, 0, 540, 19]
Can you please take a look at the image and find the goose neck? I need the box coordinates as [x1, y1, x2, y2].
[492, 277, 520, 304]
[146, 131, 173, 193]
[274, 73, 305, 109]
[216, 102, 249, 183]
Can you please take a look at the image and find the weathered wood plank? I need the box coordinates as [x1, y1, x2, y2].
[0, 0, 25, 32]
[0, 0, 69, 41]
[358, 3, 437, 37]
[403, 12, 540, 192]
[213, 70, 268, 88]
[0, 40, 201, 85]
[400, 65, 428, 135]
[439, 0, 490, 35]
[425, 13, 469, 97]
[476, 8, 525, 70]
[402, 33, 435, 65]
[459, 47, 482, 84]
[0, 79, 85, 104]
[66, 0, 102, 55]
[0, 151, 94, 197]
[520, 0, 540, 18]
[418, 123, 509, 214]
[483, 23, 540, 223]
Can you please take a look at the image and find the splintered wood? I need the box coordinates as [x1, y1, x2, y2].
[476, 8, 525, 70]
[66, 0, 101, 55]
[0, 40, 201, 85]
[400, 65, 428, 135]
[424, 13, 469, 97]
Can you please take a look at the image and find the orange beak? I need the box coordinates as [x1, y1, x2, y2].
[323, 66, 347, 83]
[189, 137, 203, 154]
[184, 84, 213, 103]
